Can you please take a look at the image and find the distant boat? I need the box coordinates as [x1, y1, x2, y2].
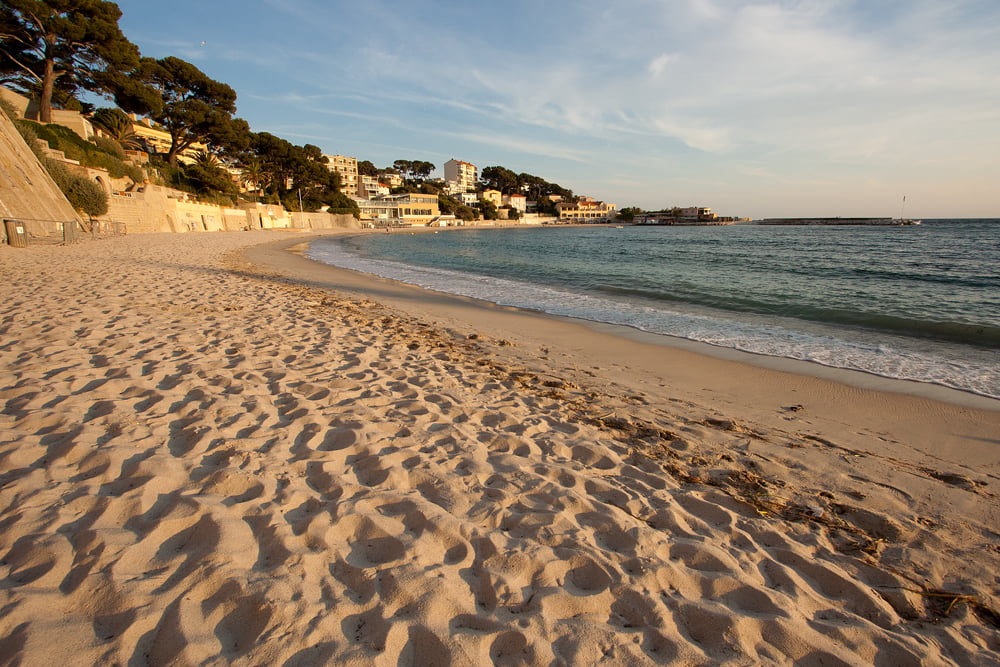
[896, 195, 919, 225]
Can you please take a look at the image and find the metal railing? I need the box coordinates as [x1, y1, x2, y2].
[2, 217, 127, 247]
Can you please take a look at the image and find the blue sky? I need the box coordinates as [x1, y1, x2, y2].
[111, 0, 999, 218]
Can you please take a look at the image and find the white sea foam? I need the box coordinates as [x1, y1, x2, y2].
[307, 240, 1000, 399]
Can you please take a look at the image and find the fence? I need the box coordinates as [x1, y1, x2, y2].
[1, 217, 126, 247]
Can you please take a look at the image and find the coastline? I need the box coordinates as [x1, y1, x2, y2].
[306, 223, 1000, 406]
[1, 230, 997, 665]
[254, 231, 1000, 440]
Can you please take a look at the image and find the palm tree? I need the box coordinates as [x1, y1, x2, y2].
[192, 149, 220, 169]
[90, 108, 144, 151]
[239, 158, 268, 198]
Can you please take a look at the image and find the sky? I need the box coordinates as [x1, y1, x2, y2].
[110, 0, 1000, 219]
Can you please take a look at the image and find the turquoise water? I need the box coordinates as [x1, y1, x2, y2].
[308, 220, 1000, 398]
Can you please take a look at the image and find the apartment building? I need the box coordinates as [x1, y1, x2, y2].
[380, 172, 404, 189]
[324, 154, 359, 197]
[359, 174, 390, 199]
[444, 159, 477, 193]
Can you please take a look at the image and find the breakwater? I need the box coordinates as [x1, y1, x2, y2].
[754, 217, 920, 225]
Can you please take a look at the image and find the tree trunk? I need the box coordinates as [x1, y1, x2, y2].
[39, 36, 56, 124]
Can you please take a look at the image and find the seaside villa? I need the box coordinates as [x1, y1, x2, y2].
[353, 193, 442, 227]
[556, 196, 616, 223]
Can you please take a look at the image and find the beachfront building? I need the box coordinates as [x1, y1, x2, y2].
[503, 193, 527, 214]
[359, 174, 390, 199]
[324, 155, 360, 197]
[456, 192, 479, 206]
[480, 189, 502, 206]
[354, 193, 441, 226]
[444, 159, 477, 193]
[556, 196, 616, 223]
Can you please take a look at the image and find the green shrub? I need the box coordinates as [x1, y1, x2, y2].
[44, 158, 108, 216]
[65, 177, 108, 216]
[93, 135, 124, 158]
[20, 119, 146, 183]
[13, 119, 44, 160]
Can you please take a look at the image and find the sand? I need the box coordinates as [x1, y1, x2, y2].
[1, 229, 998, 666]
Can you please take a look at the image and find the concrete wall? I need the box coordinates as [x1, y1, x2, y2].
[290, 211, 361, 230]
[0, 106, 82, 236]
[101, 186, 361, 234]
[0, 86, 94, 140]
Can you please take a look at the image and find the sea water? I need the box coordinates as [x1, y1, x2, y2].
[307, 220, 1000, 399]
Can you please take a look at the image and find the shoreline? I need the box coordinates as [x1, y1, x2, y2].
[250, 231, 1000, 461]
[2, 230, 998, 665]
[301, 226, 1000, 410]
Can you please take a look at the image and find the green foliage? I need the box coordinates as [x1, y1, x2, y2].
[240, 131, 340, 209]
[1, 0, 140, 122]
[91, 107, 144, 150]
[12, 118, 44, 159]
[19, 118, 144, 181]
[480, 166, 519, 193]
[327, 192, 360, 219]
[479, 166, 573, 201]
[357, 160, 378, 176]
[393, 159, 435, 180]
[477, 199, 500, 220]
[184, 161, 237, 198]
[65, 175, 108, 216]
[44, 158, 108, 216]
[535, 195, 558, 216]
[617, 207, 642, 222]
[112, 56, 239, 165]
[238, 159, 268, 196]
[93, 134, 124, 158]
[437, 195, 479, 222]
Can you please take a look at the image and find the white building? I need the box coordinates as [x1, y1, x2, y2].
[503, 193, 527, 213]
[444, 159, 477, 193]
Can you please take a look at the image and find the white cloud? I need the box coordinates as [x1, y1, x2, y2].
[119, 0, 1000, 215]
[647, 54, 679, 78]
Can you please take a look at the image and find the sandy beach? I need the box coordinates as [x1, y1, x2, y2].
[1, 229, 998, 665]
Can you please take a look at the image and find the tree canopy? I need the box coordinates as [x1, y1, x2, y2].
[89, 106, 136, 145]
[111, 56, 240, 165]
[240, 132, 340, 211]
[480, 165, 519, 193]
[393, 159, 434, 180]
[1, 3, 596, 217]
[0, 0, 139, 122]
[480, 165, 573, 200]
